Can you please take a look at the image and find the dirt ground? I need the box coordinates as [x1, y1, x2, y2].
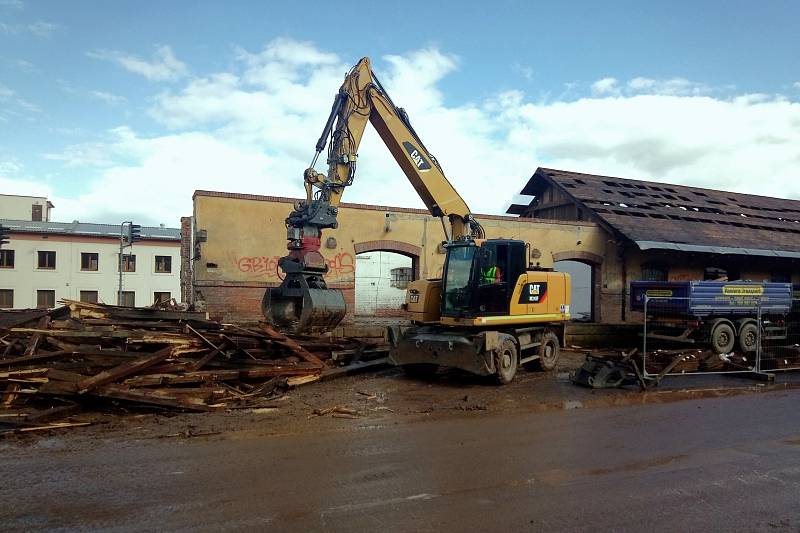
[3, 349, 798, 449]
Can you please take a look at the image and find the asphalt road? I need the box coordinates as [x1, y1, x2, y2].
[3, 390, 800, 532]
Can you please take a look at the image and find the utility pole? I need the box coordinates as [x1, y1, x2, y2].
[118, 221, 142, 305]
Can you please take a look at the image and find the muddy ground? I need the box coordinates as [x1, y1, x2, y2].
[3, 349, 798, 448]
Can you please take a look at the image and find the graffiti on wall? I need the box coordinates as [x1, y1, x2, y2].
[234, 252, 355, 281]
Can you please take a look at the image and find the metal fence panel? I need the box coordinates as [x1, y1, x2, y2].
[757, 298, 800, 372]
[643, 296, 758, 378]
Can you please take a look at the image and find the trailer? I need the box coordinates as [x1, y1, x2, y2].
[630, 281, 793, 354]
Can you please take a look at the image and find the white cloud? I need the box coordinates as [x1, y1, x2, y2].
[87, 45, 188, 82]
[0, 0, 24, 9]
[0, 20, 58, 37]
[794, 82, 800, 90]
[0, 82, 13, 98]
[90, 90, 127, 105]
[513, 63, 534, 81]
[25, 39, 800, 228]
[591, 77, 619, 96]
[626, 77, 710, 96]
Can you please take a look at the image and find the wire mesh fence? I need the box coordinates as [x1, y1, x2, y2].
[756, 297, 800, 372]
[641, 295, 785, 378]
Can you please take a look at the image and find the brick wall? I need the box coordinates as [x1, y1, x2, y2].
[179, 216, 192, 304]
[195, 280, 357, 324]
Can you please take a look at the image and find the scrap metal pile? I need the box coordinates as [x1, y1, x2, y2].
[0, 300, 387, 433]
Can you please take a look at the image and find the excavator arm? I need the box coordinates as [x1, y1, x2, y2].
[264, 57, 483, 333]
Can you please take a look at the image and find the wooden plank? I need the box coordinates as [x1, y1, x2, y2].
[46, 368, 88, 382]
[25, 403, 81, 423]
[321, 357, 390, 380]
[185, 325, 226, 371]
[22, 316, 50, 357]
[76, 346, 175, 394]
[90, 384, 211, 411]
[124, 369, 240, 387]
[286, 374, 321, 387]
[260, 323, 324, 367]
[0, 350, 68, 367]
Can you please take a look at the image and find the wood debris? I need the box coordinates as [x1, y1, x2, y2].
[0, 300, 388, 431]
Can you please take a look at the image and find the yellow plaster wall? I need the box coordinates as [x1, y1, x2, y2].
[192, 192, 608, 287]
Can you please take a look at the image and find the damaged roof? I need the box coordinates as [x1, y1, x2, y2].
[0, 219, 180, 241]
[508, 168, 800, 257]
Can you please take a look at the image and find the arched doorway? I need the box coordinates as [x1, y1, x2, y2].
[553, 251, 602, 322]
[353, 240, 421, 317]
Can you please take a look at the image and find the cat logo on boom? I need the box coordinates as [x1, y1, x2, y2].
[402, 141, 432, 171]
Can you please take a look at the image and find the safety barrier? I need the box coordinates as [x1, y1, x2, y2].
[642, 295, 800, 379]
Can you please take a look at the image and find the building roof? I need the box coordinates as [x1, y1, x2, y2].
[0, 219, 180, 241]
[508, 168, 800, 258]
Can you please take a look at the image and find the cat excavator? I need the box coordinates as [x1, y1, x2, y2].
[263, 57, 571, 383]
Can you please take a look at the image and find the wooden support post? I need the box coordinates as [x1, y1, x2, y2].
[260, 323, 324, 368]
[76, 346, 174, 394]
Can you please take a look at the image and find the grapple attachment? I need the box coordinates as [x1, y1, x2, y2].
[262, 275, 346, 334]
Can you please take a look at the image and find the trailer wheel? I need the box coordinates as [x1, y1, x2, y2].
[494, 338, 518, 385]
[536, 331, 561, 371]
[402, 364, 439, 380]
[711, 322, 735, 354]
[738, 322, 758, 353]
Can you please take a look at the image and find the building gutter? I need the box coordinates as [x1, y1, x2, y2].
[634, 240, 800, 259]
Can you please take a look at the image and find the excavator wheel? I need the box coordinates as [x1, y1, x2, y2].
[536, 331, 560, 371]
[494, 338, 518, 385]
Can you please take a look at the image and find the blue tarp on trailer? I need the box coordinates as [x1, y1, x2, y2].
[630, 281, 792, 317]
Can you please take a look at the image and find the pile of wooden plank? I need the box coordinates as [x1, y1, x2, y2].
[0, 300, 387, 430]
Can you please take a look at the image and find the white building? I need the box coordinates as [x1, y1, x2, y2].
[0, 218, 181, 310]
[0, 194, 54, 222]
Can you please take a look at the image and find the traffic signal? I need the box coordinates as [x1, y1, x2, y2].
[0, 224, 9, 248]
[128, 224, 142, 243]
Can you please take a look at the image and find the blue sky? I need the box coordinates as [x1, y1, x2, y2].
[1, 0, 799, 225]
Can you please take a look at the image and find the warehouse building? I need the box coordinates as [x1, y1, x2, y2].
[188, 190, 607, 323]
[506, 168, 800, 321]
[188, 168, 800, 325]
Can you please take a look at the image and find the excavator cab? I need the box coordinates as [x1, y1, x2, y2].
[441, 239, 527, 318]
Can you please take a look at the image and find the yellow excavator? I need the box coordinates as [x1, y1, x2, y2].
[264, 57, 571, 383]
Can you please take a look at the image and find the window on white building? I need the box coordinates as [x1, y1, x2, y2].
[390, 267, 413, 289]
[0, 289, 12, 308]
[38, 251, 56, 270]
[119, 254, 136, 272]
[154, 291, 171, 304]
[37, 290, 55, 309]
[81, 252, 99, 271]
[119, 291, 135, 307]
[155, 255, 172, 273]
[80, 290, 98, 303]
[0, 250, 14, 268]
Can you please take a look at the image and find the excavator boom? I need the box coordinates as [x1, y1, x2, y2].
[263, 57, 482, 333]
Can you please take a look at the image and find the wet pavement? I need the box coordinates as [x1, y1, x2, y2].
[2, 360, 800, 532]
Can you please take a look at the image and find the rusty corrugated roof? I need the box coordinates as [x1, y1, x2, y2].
[510, 168, 800, 254]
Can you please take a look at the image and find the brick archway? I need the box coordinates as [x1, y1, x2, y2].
[552, 250, 603, 265]
[552, 250, 603, 322]
[354, 240, 421, 279]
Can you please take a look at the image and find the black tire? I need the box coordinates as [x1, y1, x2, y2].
[536, 331, 560, 371]
[711, 322, 735, 354]
[494, 338, 518, 385]
[401, 363, 439, 380]
[738, 322, 758, 353]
